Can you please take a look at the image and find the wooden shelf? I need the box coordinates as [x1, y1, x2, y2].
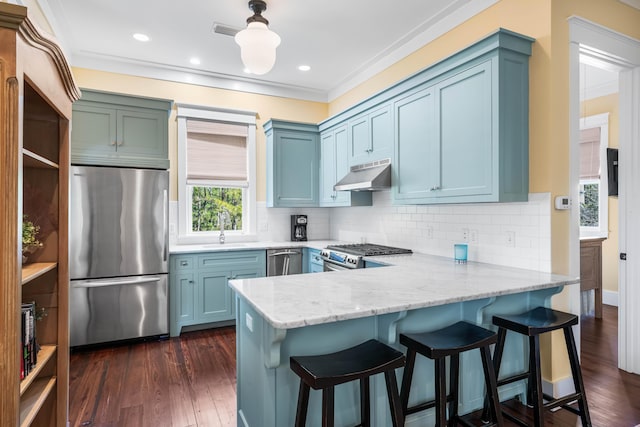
[20, 345, 56, 396]
[21, 262, 57, 285]
[19, 376, 56, 427]
[22, 149, 59, 169]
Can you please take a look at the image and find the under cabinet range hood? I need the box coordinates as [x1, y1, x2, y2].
[334, 158, 391, 191]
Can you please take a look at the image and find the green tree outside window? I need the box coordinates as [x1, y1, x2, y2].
[192, 186, 243, 232]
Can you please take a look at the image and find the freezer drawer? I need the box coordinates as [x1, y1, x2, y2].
[70, 275, 168, 346]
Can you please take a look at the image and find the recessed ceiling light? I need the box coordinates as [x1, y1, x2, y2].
[298, 65, 311, 72]
[190, 57, 201, 65]
[133, 33, 150, 42]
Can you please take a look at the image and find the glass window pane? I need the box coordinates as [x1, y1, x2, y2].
[580, 182, 599, 227]
[191, 186, 243, 232]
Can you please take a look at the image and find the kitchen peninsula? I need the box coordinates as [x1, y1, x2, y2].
[229, 253, 579, 427]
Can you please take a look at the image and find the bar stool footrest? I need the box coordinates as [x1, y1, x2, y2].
[404, 396, 454, 416]
[496, 371, 530, 387]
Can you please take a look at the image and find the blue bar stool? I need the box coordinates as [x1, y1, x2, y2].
[485, 307, 591, 426]
[399, 321, 504, 426]
[290, 339, 405, 427]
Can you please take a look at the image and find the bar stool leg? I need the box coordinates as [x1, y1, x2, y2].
[400, 348, 417, 415]
[322, 387, 335, 427]
[480, 345, 505, 426]
[447, 354, 460, 427]
[482, 327, 507, 422]
[384, 369, 404, 427]
[528, 335, 544, 427]
[295, 380, 310, 427]
[563, 326, 592, 427]
[435, 357, 447, 427]
[360, 378, 370, 427]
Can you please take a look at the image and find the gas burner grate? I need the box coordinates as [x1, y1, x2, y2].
[326, 243, 412, 257]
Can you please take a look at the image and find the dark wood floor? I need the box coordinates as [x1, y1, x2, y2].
[69, 305, 640, 427]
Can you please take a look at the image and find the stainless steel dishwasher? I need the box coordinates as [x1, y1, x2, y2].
[267, 248, 303, 276]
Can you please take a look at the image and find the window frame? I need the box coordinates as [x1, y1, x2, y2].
[579, 112, 609, 239]
[176, 104, 257, 244]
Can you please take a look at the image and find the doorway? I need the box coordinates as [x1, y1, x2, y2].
[569, 17, 640, 374]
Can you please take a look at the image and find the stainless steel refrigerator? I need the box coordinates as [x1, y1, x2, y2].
[69, 165, 169, 346]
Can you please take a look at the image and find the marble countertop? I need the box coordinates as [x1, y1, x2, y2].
[169, 240, 340, 254]
[229, 253, 579, 330]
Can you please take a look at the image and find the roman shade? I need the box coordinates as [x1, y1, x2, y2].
[580, 127, 601, 180]
[186, 119, 248, 185]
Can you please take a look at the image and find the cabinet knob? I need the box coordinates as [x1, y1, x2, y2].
[180, 260, 188, 266]
[188, 280, 194, 284]
[110, 141, 117, 146]
[430, 186, 441, 191]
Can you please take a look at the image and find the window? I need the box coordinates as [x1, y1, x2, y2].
[579, 113, 609, 238]
[177, 104, 256, 243]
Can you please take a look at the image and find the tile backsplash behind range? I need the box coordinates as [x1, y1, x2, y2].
[329, 192, 551, 272]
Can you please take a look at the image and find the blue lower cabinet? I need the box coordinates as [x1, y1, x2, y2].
[170, 250, 266, 336]
[305, 248, 323, 273]
[364, 260, 386, 268]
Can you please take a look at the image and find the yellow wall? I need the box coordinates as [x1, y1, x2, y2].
[71, 68, 328, 201]
[582, 94, 620, 293]
[327, 0, 640, 382]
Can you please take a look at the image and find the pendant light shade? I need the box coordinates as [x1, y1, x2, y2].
[235, 0, 281, 75]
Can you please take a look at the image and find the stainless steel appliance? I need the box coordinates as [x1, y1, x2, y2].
[291, 214, 308, 241]
[267, 248, 303, 276]
[69, 166, 169, 346]
[320, 243, 412, 271]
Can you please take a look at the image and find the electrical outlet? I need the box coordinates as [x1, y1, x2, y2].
[470, 229, 478, 244]
[505, 231, 516, 247]
[462, 228, 469, 242]
[245, 313, 253, 332]
[426, 226, 434, 239]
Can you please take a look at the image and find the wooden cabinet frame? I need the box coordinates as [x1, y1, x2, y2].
[0, 4, 80, 427]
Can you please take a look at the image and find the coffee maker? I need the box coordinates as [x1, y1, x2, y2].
[291, 215, 308, 241]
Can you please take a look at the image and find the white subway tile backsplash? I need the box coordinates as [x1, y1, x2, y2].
[172, 193, 552, 272]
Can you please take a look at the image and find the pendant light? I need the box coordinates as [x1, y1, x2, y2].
[235, 0, 281, 75]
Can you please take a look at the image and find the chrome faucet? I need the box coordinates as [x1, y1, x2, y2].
[218, 210, 229, 244]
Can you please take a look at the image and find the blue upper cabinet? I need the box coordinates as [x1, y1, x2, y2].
[348, 103, 393, 166]
[71, 89, 172, 169]
[393, 29, 532, 205]
[265, 120, 320, 207]
[320, 124, 372, 207]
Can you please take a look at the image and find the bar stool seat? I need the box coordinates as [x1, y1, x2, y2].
[486, 307, 592, 427]
[290, 339, 405, 427]
[400, 321, 504, 427]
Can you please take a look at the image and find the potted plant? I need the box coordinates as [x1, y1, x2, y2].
[22, 215, 43, 263]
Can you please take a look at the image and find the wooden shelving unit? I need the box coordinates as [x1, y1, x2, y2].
[0, 3, 80, 427]
[21, 263, 58, 285]
[19, 345, 57, 396]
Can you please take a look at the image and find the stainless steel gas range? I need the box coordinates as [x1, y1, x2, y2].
[320, 243, 412, 271]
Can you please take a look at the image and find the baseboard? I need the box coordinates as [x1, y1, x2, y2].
[543, 375, 576, 399]
[603, 290, 619, 307]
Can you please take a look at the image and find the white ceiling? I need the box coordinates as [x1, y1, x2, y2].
[34, 1, 620, 103]
[37, 0, 499, 102]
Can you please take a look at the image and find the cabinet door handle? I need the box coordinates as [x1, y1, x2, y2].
[110, 140, 117, 146]
[430, 186, 441, 191]
[180, 260, 188, 266]
[117, 140, 123, 146]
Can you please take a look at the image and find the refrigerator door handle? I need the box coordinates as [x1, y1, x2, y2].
[163, 189, 168, 262]
[71, 277, 162, 288]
